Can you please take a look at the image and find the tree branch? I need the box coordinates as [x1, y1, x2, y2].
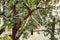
[23, 2, 31, 11]
[12, 18, 22, 40]
[24, 10, 32, 19]
[11, 5, 17, 16]
[11, 3, 22, 40]
[23, 1, 47, 20]
[24, 7, 46, 19]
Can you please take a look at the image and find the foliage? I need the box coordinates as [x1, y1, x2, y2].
[0, 0, 60, 40]
[0, 35, 12, 40]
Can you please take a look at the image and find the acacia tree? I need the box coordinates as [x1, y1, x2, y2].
[0, 0, 60, 40]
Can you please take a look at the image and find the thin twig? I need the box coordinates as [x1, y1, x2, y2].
[33, 28, 60, 32]
[31, 15, 41, 26]
[23, 17, 30, 28]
